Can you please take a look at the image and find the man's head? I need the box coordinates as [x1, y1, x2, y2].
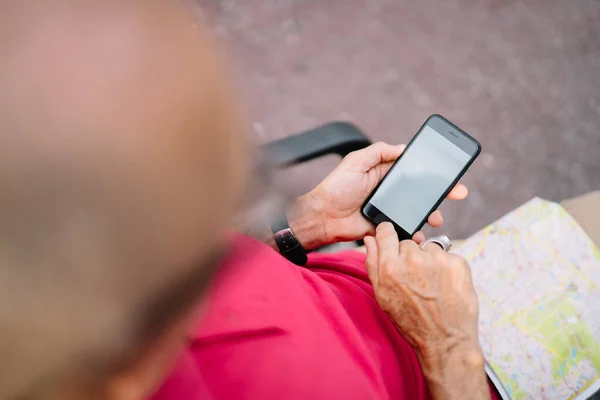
[0, 1, 247, 398]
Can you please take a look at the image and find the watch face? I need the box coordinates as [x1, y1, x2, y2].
[274, 228, 299, 252]
[273, 227, 308, 266]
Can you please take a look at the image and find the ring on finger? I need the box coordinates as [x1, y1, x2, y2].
[419, 234, 452, 252]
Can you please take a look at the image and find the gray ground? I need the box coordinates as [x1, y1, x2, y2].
[203, 0, 600, 240]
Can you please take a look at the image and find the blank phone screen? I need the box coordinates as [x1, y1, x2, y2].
[370, 125, 472, 233]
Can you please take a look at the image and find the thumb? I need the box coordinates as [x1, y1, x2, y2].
[349, 142, 404, 172]
[364, 236, 379, 291]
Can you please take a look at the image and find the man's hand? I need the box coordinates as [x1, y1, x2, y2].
[364, 223, 490, 400]
[288, 142, 469, 250]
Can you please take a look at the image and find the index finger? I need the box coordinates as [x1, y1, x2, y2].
[375, 222, 400, 264]
[364, 236, 379, 291]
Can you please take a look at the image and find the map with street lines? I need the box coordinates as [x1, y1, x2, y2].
[453, 198, 600, 400]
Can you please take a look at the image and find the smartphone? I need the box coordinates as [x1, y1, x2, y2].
[362, 114, 481, 240]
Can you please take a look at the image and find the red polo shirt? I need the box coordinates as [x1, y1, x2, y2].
[152, 235, 498, 399]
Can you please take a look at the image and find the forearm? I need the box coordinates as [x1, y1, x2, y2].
[418, 343, 490, 400]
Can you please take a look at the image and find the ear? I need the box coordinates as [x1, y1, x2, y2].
[105, 308, 201, 400]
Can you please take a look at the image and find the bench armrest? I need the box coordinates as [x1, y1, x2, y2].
[264, 121, 372, 168]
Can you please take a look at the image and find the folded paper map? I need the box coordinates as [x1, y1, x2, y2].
[454, 198, 600, 400]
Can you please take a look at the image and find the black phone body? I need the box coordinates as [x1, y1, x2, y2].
[362, 114, 481, 240]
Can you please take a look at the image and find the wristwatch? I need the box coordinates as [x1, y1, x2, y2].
[271, 211, 308, 266]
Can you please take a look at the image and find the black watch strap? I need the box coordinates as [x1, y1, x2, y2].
[271, 212, 308, 266]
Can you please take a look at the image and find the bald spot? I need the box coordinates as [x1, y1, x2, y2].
[0, 1, 246, 397]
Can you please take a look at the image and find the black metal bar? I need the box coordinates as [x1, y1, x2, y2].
[264, 121, 372, 167]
